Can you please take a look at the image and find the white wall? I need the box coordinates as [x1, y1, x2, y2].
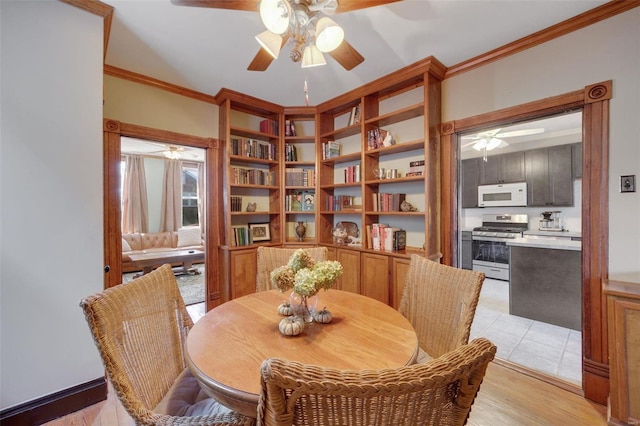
[443, 8, 640, 274]
[0, 1, 105, 409]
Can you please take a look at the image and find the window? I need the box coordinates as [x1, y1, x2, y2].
[182, 164, 199, 227]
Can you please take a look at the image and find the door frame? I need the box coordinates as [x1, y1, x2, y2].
[103, 119, 223, 310]
[439, 81, 612, 404]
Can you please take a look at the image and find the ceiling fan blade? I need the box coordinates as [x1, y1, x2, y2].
[336, 0, 401, 13]
[248, 48, 275, 71]
[328, 40, 364, 70]
[495, 128, 545, 138]
[170, 0, 258, 11]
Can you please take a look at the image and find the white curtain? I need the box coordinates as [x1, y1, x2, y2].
[160, 159, 183, 232]
[122, 155, 149, 234]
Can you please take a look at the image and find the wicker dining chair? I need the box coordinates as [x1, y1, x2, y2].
[256, 246, 328, 292]
[398, 254, 485, 362]
[79, 264, 255, 426]
[257, 337, 496, 426]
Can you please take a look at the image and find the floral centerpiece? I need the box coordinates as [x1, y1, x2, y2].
[271, 249, 343, 322]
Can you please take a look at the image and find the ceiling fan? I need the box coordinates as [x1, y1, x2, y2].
[148, 144, 197, 160]
[170, 0, 399, 71]
[461, 127, 545, 160]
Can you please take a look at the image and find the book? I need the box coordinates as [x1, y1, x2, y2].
[323, 141, 341, 159]
[302, 191, 315, 211]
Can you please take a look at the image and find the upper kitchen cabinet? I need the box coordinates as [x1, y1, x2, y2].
[480, 151, 525, 185]
[461, 158, 481, 208]
[526, 144, 574, 207]
[572, 142, 582, 179]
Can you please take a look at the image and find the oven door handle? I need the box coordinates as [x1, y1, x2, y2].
[472, 236, 512, 242]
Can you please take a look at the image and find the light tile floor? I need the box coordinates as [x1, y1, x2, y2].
[470, 278, 582, 386]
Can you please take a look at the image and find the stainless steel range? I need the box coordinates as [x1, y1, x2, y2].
[472, 214, 528, 281]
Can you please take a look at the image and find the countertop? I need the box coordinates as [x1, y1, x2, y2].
[523, 229, 582, 238]
[507, 237, 582, 251]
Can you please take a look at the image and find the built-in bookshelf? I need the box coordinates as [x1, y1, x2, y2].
[283, 107, 317, 244]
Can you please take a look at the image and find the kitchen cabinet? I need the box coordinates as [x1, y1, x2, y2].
[572, 142, 582, 179]
[604, 276, 640, 426]
[461, 231, 472, 270]
[480, 151, 525, 185]
[526, 144, 574, 207]
[461, 158, 481, 208]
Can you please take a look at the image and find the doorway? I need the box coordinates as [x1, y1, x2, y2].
[103, 120, 222, 312]
[120, 137, 207, 309]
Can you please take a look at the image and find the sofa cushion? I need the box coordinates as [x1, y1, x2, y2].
[122, 238, 132, 252]
[177, 227, 202, 248]
[154, 368, 234, 417]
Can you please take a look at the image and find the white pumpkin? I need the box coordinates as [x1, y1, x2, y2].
[279, 316, 304, 336]
[277, 302, 293, 316]
[314, 307, 333, 324]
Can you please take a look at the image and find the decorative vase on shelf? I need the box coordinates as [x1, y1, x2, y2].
[295, 221, 306, 242]
[289, 291, 318, 323]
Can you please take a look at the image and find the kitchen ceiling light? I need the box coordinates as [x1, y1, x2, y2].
[255, 31, 283, 59]
[472, 138, 508, 151]
[301, 45, 326, 67]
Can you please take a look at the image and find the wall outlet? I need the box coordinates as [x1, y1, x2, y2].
[620, 175, 636, 193]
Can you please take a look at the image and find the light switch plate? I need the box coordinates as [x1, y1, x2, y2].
[620, 175, 636, 193]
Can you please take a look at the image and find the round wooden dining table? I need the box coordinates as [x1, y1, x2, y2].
[185, 289, 418, 418]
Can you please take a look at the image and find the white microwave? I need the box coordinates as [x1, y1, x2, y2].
[478, 182, 527, 207]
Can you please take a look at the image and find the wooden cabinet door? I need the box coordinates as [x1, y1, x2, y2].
[572, 142, 582, 179]
[461, 158, 480, 208]
[501, 151, 526, 183]
[229, 248, 257, 299]
[391, 257, 411, 309]
[548, 144, 574, 206]
[525, 148, 550, 206]
[336, 248, 360, 294]
[361, 252, 390, 304]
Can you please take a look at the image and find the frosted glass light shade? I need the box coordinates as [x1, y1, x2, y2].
[256, 31, 283, 59]
[301, 45, 326, 68]
[315, 17, 344, 52]
[259, 0, 291, 35]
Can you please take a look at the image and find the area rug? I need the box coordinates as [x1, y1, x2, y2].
[122, 264, 206, 306]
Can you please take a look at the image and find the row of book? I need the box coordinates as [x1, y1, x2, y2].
[348, 104, 361, 126]
[407, 160, 425, 177]
[285, 190, 315, 211]
[372, 193, 407, 212]
[284, 120, 297, 137]
[231, 167, 276, 186]
[284, 143, 298, 161]
[365, 223, 407, 252]
[285, 168, 316, 187]
[259, 119, 278, 135]
[322, 141, 341, 159]
[343, 164, 361, 183]
[230, 195, 243, 212]
[230, 225, 250, 247]
[366, 128, 394, 150]
[326, 195, 360, 212]
[230, 137, 277, 160]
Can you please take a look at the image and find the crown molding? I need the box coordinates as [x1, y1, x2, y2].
[60, 0, 113, 60]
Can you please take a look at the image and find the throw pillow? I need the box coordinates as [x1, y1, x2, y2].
[177, 227, 202, 248]
[122, 238, 132, 252]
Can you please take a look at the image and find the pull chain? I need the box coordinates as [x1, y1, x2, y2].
[304, 72, 309, 106]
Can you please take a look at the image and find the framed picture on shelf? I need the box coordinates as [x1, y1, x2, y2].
[249, 222, 271, 242]
[302, 191, 315, 211]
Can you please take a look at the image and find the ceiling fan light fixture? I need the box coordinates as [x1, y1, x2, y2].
[315, 17, 344, 52]
[485, 137, 503, 150]
[301, 45, 326, 68]
[255, 31, 283, 59]
[164, 150, 182, 160]
[259, 0, 291, 35]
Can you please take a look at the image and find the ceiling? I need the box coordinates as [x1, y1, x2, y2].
[102, 0, 609, 106]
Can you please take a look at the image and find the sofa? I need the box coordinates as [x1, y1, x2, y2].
[122, 228, 204, 273]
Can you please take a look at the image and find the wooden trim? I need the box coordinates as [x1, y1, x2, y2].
[441, 81, 612, 404]
[104, 65, 218, 104]
[493, 358, 584, 396]
[103, 120, 221, 310]
[445, 1, 640, 79]
[60, 0, 113, 60]
[0, 377, 106, 426]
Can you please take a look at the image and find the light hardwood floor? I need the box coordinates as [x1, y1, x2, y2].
[43, 361, 607, 425]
